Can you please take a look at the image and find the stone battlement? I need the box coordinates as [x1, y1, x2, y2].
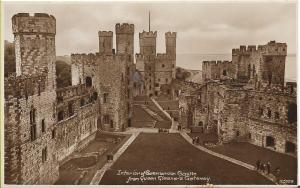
[98, 31, 113, 37]
[71, 53, 98, 65]
[156, 53, 173, 60]
[12, 13, 56, 34]
[139, 31, 157, 38]
[115, 23, 134, 34]
[203, 60, 231, 66]
[5, 73, 47, 99]
[135, 53, 156, 61]
[232, 41, 287, 56]
[165, 32, 177, 38]
[56, 84, 95, 102]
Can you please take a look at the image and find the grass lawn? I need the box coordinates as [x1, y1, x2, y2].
[210, 142, 297, 184]
[100, 133, 272, 185]
[55, 132, 130, 185]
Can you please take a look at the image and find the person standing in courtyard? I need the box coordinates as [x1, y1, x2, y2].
[256, 160, 261, 171]
[267, 161, 271, 174]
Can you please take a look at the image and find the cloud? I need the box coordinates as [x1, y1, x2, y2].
[4, 1, 296, 55]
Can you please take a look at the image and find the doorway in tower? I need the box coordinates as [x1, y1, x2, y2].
[266, 136, 275, 147]
[285, 141, 296, 154]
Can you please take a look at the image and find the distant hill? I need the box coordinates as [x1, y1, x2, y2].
[176, 66, 202, 83]
[56, 55, 71, 65]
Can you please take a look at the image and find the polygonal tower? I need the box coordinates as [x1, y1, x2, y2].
[115, 23, 134, 57]
[98, 31, 113, 55]
[165, 32, 176, 60]
[139, 31, 157, 56]
[12, 13, 56, 90]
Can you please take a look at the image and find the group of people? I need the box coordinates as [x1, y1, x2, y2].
[192, 136, 200, 144]
[256, 160, 280, 176]
[256, 160, 272, 174]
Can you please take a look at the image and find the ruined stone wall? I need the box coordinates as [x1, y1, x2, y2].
[5, 88, 58, 184]
[231, 41, 287, 85]
[5, 13, 59, 184]
[96, 55, 128, 131]
[202, 61, 234, 81]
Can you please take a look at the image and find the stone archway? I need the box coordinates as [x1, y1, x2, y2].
[266, 136, 275, 147]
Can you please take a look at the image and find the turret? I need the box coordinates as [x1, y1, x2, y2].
[165, 32, 176, 60]
[115, 23, 134, 57]
[98, 31, 113, 55]
[139, 31, 157, 56]
[12, 13, 56, 90]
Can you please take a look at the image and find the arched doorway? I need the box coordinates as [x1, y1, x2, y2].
[287, 103, 297, 124]
[266, 136, 275, 147]
[86, 76, 92, 87]
[285, 141, 296, 154]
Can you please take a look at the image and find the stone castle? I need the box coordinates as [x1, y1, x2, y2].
[4, 13, 176, 184]
[190, 41, 297, 155]
[4, 12, 297, 185]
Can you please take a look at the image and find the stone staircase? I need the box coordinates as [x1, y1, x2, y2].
[132, 96, 172, 129]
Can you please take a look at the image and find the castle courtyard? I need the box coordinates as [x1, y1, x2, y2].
[99, 133, 273, 185]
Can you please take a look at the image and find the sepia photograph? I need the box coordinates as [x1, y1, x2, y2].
[1, 0, 298, 187]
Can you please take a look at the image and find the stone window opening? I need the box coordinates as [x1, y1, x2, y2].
[38, 84, 41, 96]
[58, 111, 64, 122]
[248, 133, 251, 139]
[103, 115, 110, 124]
[274, 112, 280, 120]
[41, 119, 45, 133]
[258, 108, 263, 116]
[252, 65, 256, 77]
[267, 109, 272, 118]
[155, 91, 158, 96]
[42, 147, 47, 163]
[68, 103, 74, 117]
[80, 98, 85, 107]
[285, 141, 296, 154]
[162, 64, 165, 68]
[93, 92, 98, 101]
[158, 78, 160, 82]
[266, 136, 275, 148]
[287, 103, 297, 124]
[110, 120, 114, 128]
[52, 129, 56, 139]
[103, 93, 109, 103]
[166, 78, 168, 83]
[155, 83, 159, 87]
[236, 130, 240, 137]
[30, 108, 36, 124]
[222, 70, 227, 76]
[30, 123, 37, 141]
[85, 76, 92, 87]
[198, 121, 203, 126]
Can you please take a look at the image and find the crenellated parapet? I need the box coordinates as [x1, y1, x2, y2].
[115, 23, 134, 34]
[232, 41, 287, 56]
[165, 31, 176, 38]
[135, 53, 156, 61]
[12, 13, 56, 35]
[98, 31, 113, 37]
[203, 60, 232, 66]
[156, 53, 173, 61]
[56, 84, 97, 104]
[71, 53, 98, 65]
[4, 73, 47, 99]
[139, 31, 157, 38]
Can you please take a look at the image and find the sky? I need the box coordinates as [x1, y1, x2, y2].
[4, 1, 297, 56]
